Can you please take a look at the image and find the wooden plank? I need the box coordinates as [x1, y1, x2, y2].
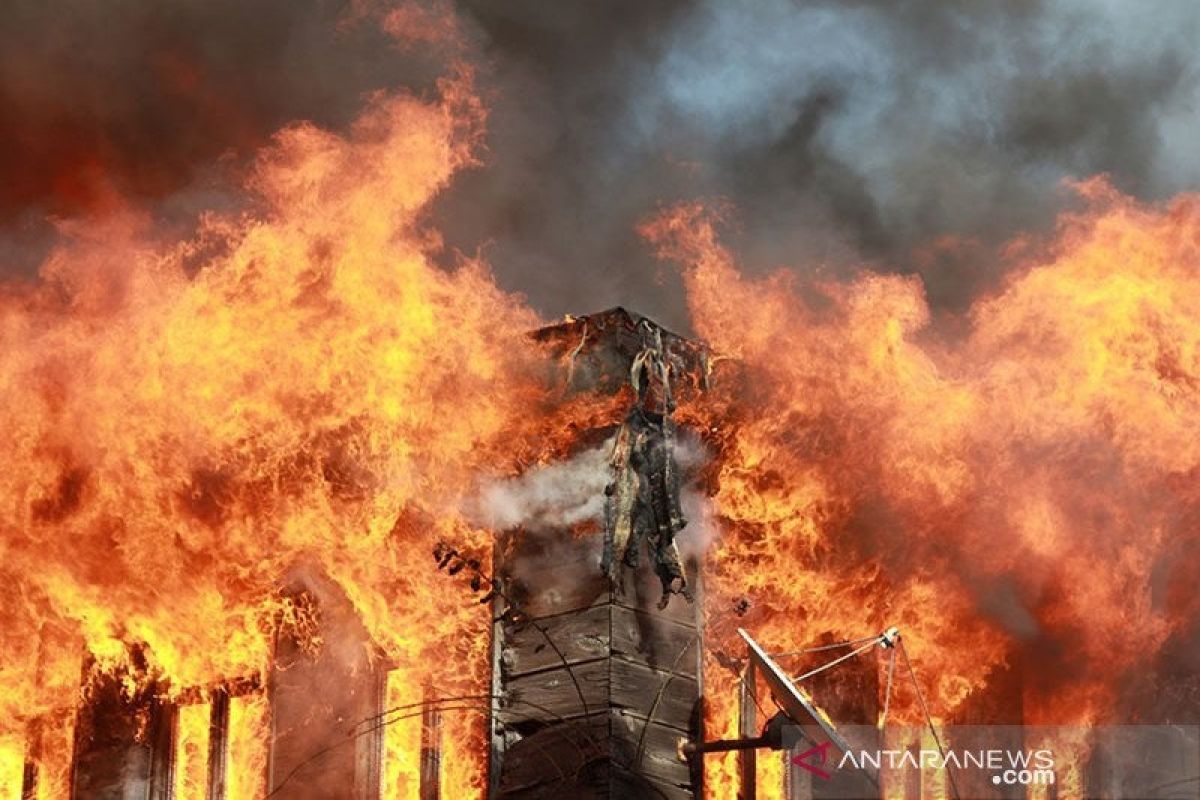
[496, 715, 608, 799]
[610, 768, 696, 800]
[207, 690, 229, 800]
[419, 700, 441, 800]
[501, 605, 612, 678]
[502, 557, 611, 620]
[610, 605, 698, 678]
[610, 710, 693, 789]
[612, 554, 699, 626]
[610, 659, 699, 734]
[498, 659, 608, 728]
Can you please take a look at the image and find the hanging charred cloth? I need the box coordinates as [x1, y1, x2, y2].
[603, 320, 692, 609]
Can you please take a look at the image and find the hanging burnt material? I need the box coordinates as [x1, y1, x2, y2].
[603, 320, 694, 609]
[532, 307, 710, 610]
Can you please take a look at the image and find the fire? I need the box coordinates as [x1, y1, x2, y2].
[1, 2, 1197, 795]
[642, 181, 1200, 796]
[0, 54, 563, 794]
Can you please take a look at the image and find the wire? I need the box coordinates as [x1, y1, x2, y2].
[899, 638, 961, 800]
[263, 704, 488, 799]
[878, 644, 897, 729]
[769, 635, 881, 659]
[789, 638, 880, 684]
[264, 692, 606, 800]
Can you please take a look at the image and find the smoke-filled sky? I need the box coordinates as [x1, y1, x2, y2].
[1, 0, 1198, 332]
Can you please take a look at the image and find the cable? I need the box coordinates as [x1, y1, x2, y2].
[878, 644, 897, 729]
[899, 638, 961, 800]
[265, 692, 605, 800]
[769, 635, 881, 659]
[789, 638, 880, 684]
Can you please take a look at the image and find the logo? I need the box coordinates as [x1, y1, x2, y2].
[791, 740, 833, 780]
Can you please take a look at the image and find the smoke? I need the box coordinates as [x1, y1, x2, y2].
[0, 0, 448, 276]
[438, 0, 1200, 328]
[4, 1, 1198, 326]
[470, 432, 714, 550]
[470, 442, 612, 532]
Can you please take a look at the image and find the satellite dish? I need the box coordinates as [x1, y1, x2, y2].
[738, 628, 881, 788]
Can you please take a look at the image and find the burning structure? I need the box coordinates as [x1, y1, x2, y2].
[9, 308, 714, 799]
[3, 17, 1200, 800]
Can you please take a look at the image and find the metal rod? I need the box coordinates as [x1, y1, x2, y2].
[685, 735, 774, 757]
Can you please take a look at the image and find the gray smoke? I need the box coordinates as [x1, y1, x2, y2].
[440, 0, 1200, 329]
[470, 442, 612, 532]
[2, 1, 1198, 325]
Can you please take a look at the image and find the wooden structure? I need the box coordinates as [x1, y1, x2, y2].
[489, 309, 710, 799]
[491, 533, 704, 799]
[266, 567, 387, 799]
[63, 567, 390, 799]
[70, 651, 174, 800]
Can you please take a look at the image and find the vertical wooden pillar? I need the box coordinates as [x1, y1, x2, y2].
[419, 692, 442, 800]
[207, 689, 230, 800]
[738, 660, 757, 800]
[490, 308, 711, 800]
[21, 725, 38, 800]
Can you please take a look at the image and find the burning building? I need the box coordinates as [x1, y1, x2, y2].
[8, 307, 716, 799]
[3, 7, 1200, 800]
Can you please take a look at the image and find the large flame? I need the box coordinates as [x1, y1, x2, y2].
[0, 59, 561, 795]
[643, 180, 1200, 796]
[2, 4, 1198, 796]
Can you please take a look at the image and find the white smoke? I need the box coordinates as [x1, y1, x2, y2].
[469, 440, 614, 532]
[469, 430, 715, 545]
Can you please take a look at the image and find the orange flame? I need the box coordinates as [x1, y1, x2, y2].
[643, 181, 1200, 796]
[0, 57, 562, 794]
[1, 5, 1197, 795]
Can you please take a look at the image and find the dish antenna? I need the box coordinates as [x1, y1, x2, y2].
[680, 624, 960, 800]
[678, 626, 901, 792]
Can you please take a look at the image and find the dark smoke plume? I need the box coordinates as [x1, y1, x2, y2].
[2, 0, 1197, 327]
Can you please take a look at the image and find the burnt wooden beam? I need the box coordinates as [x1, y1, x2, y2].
[738, 660, 757, 800]
[207, 688, 230, 800]
[491, 309, 710, 799]
[492, 544, 704, 798]
[419, 693, 442, 800]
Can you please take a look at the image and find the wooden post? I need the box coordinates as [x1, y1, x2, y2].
[207, 688, 230, 800]
[21, 723, 38, 800]
[738, 660, 757, 800]
[490, 308, 711, 799]
[419, 689, 442, 800]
